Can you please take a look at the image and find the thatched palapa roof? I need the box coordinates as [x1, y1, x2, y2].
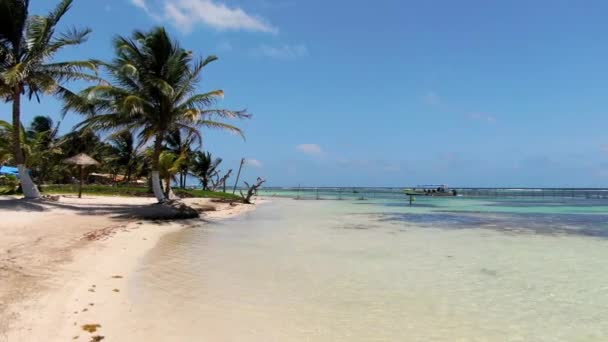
[64, 153, 100, 166]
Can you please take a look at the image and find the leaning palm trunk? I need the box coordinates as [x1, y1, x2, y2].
[12, 87, 41, 199]
[17, 164, 41, 199]
[151, 136, 166, 202]
[164, 175, 179, 200]
[151, 171, 165, 202]
[168, 187, 178, 200]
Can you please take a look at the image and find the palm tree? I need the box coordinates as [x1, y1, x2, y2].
[191, 151, 222, 191]
[166, 128, 197, 188]
[0, 116, 61, 184]
[109, 130, 140, 183]
[0, 119, 12, 164]
[67, 27, 250, 202]
[0, 0, 98, 198]
[158, 151, 186, 199]
[25, 115, 62, 184]
[28, 115, 55, 136]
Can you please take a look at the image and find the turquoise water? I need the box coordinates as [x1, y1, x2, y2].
[131, 197, 608, 341]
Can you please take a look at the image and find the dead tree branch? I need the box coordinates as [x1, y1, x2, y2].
[239, 177, 266, 204]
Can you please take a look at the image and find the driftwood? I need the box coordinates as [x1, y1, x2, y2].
[211, 169, 232, 192]
[239, 177, 266, 204]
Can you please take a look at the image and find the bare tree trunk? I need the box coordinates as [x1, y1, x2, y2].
[216, 169, 232, 193]
[151, 134, 166, 202]
[182, 168, 188, 188]
[12, 85, 41, 199]
[239, 178, 265, 204]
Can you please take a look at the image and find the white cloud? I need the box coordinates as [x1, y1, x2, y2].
[254, 44, 308, 59]
[130, 0, 162, 20]
[246, 158, 263, 167]
[131, 0, 148, 10]
[296, 144, 323, 156]
[131, 0, 277, 34]
[467, 112, 497, 124]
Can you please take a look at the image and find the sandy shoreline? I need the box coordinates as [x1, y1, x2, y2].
[0, 195, 258, 341]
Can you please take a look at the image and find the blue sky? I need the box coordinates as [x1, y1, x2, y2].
[3, 0, 608, 187]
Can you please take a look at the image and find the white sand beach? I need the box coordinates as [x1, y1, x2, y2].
[0, 195, 258, 341]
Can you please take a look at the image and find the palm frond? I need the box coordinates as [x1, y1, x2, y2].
[47, 0, 73, 25]
[177, 90, 224, 110]
[175, 123, 203, 149]
[2, 61, 26, 84]
[43, 60, 98, 74]
[48, 26, 91, 51]
[56, 85, 96, 118]
[195, 120, 245, 139]
[198, 109, 251, 120]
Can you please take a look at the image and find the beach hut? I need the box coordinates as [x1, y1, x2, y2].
[64, 153, 100, 198]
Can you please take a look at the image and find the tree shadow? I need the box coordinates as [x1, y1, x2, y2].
[0, 198, 206, 221]
[0, 198, 47, 212]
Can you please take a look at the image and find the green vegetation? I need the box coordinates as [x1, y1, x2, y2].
[191, 151, 222, 191]
[64, 27, 249, 202]
[0, 1, 263, 202]
[158, 151, 186, 198]
[40, 184, 241, 201]
[0, 174, 18, 194]
[0, 0, 98, 198]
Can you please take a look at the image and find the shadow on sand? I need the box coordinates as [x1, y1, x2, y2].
[0, 197, 207, 221]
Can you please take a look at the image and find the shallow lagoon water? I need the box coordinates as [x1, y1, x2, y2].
[131, 197, 608, 341]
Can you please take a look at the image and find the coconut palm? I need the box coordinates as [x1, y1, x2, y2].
[0, 116, 61, 183]
[191, 151, 222, 191]
[0, 119, 12, 164]
[66, 27, 250, 202]
[28, 115, 55, 137]
[24, 116, 62, 183]
[158, 151, 186, 199]
[0, 0, 98, 198]
[166, 128, 197, 188]
[108, 130, 141, 183]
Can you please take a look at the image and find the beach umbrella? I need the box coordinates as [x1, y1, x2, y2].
[63, 153, 100, 198]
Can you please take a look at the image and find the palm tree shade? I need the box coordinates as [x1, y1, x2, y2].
[63, 153, 99, 198]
